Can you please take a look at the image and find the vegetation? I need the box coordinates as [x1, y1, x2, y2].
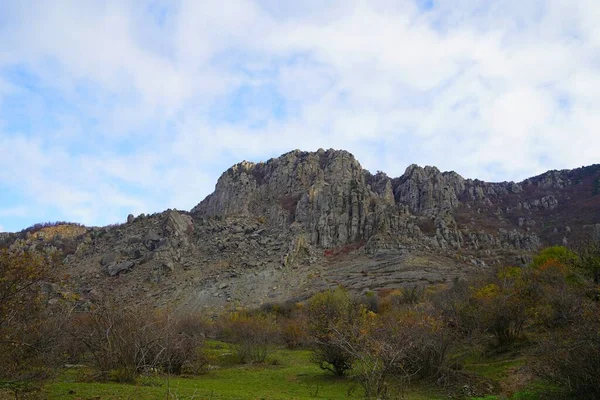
[307, 287, 359, 376]
[0, 250, 64, 397]
[61, 302, 208, 382]
[220, 311, 279, 364]
[2, 240, 600, 399]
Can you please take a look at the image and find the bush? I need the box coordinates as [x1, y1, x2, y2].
[330, 310, 454, 399]
[534, 303, 600, 399]
[280, 314, 310, 349]
[433, 278, 481, 339]
[221, 312, 279, 364]
[64, 303, 206, 382]
[0, 250, 64, 396]
[307, 287, 361, 376]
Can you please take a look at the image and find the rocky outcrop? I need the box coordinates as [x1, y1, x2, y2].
[191, 149, 561, 255]
[394, 165, 465, 214]
[5, 149, 597, 312]
[194, 149, 393, 248]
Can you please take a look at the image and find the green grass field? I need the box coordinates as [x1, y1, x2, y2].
[42, 341, 443, 400]
[24, 341, 553, 400]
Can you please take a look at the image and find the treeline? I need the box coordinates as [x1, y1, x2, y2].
[1, 240, 599, 399]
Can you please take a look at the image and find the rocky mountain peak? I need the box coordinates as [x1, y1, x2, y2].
[5, 150, 598, 312]
[394, 164, 466, 214]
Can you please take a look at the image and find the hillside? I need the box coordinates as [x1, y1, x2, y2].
[2, 149, 599, 311]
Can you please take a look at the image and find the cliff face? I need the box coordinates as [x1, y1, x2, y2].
[5, 149, 599, 311]
[193, 150, 375, 248]
[192, 148, 590, 256]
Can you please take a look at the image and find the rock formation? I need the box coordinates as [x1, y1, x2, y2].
[2, 149, 599, 311]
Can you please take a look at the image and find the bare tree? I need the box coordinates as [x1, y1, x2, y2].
[63, 301, 206, 382]
[221, 312, 279, 364]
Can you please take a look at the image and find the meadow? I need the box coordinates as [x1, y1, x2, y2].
[39, 340, 553, 400]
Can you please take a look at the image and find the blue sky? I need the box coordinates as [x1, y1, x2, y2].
[1, 0, 599, 232]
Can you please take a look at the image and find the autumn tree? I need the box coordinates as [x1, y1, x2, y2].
[307, 287, 362, 376]
[0, 250, 62, 396]
[221, 312, 280, 364]
[573, 237, 600, 285]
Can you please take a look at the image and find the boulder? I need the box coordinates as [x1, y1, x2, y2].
[100, 252, 118, 266]
[165, 210, 194, 236]
[106, 261, 134, 276]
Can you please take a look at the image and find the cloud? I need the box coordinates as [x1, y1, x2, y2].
[0, 0, 599, 231]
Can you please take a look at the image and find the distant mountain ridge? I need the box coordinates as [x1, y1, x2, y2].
[2, 149, 599, 311]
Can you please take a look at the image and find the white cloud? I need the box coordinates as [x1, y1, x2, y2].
[0, 0, 599, 230]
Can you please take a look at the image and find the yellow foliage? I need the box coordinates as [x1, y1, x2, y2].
[27, 224, 86, 241]
[474, 283, 500, 299]
[497, 266, 522, 280]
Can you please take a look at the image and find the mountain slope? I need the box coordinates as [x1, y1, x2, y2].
[3, 149, 599, 311]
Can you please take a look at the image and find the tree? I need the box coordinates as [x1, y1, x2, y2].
[307, 287, 362, 376]
[329, 314, 413, 398]
[0, 250, 62, 397]
[473, 267, 534, 346]
[222, 312, 279, 364]
[327, 310, 453, 399]
[64, 301, 207, 382]
[574, 238, 600, 285]
[535, 303, 600, 399]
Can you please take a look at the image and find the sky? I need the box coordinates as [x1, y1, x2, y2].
[0, 0, 599, 232]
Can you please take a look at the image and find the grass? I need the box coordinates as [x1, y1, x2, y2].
[36, 341, 555, 400]
[44, 341, 432, 400]
[462, 345, 560, 400]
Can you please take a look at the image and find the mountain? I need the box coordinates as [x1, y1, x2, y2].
[2, 149, 600, 312]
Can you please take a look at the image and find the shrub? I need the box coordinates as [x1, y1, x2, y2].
[221, 312, 279, 364]
[307, 287, 362, 376]
[0, 250, 63, 396]
[330, 310, 454, 399]
[280, 314, 310, 349]
[64, 303, 206, 382]
[534, 303, 600, 399]
[433, 278, 481, 339]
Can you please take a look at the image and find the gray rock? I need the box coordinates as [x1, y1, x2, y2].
[106, 261, 134, 276]
[100, 252, 118, 266]
[165, 210, 194, 237]
[146, 230, 161, 242]
[42, 149, 597, 312]
[541, 195, 558, 210]
[127, 235, 142, 244]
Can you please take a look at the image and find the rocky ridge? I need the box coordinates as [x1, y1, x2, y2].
[2, 149, 599, 311]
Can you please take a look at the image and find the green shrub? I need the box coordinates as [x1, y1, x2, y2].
[307, 287, 361, 376]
